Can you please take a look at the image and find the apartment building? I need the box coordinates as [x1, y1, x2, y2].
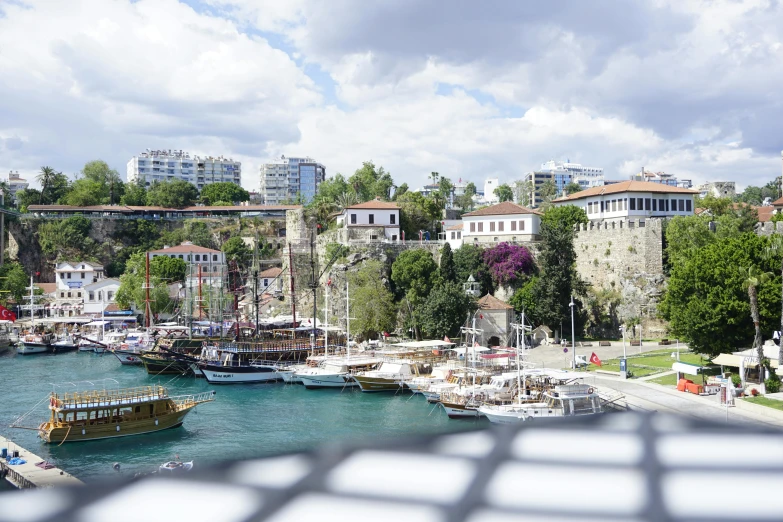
[127, 149, 241, 190]
[258, 156, 326, 205]
[5, 170, 28, 204]
[523, 160, 604, 207]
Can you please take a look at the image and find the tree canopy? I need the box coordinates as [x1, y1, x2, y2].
[115, 252, 172, 315]
[200, 182, 249, 205]
[391, 249, 438, 339]
[146, 179, 199, 208]
[453, 243, 493, 295]
[418, 281, 476, 339]
[494, 184, 514, 203]
[222, 237, 251, 268]
[349, 260, 397, 340]
[482, 242, 536, 289]
[150, 256, 187, 283]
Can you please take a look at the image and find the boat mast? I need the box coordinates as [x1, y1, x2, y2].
[309, 230, 317, 358]
[197, 263, 203, 321]
[517, 311, 522, 405]
[324, 277, 329, 356]
[144, 252, 151, 329]
[29, 274, 34, 328]
[345, 277, 350, 359]
[287, 243, 296, 327]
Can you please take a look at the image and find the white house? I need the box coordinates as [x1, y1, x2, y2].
[259, 267, 284, 294]
[336, 199, 401, 241]
[148, 242, 226, 287]
[52, 262, 105, 317]
[461, 201, 542, 245]
[82, 278, 126, 316]
[443, 223, 463, 250]
[553, 180, 698, 222]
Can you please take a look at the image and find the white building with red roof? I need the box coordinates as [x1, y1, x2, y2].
[148, 241, 226, 286]
[336, 199, 401, 241]
[553, 180, 698, 222]
[460, 201, 542, 246]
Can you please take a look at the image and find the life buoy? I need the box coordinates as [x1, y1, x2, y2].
[587, 387, 594, 394]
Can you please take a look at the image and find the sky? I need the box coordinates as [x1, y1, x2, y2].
[0, 0, 781, 193]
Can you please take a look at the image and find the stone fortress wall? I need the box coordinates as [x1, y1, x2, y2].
[573, 218, 666, 325]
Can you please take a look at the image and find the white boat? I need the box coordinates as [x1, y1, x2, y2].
[406, 365, 456, 394]
[478, 383, 604, 424]
[17, 333, 52, 355]
[51, 334, 78, 353]
[77, 337, 101, 352]
[276, 363, 309, 384]
[159, 460, 193, 473]
[201, 362, 282, 384]
[297, 356, 382, 389]
[439, 372, 519, 418]
[353, 360, 431, 392]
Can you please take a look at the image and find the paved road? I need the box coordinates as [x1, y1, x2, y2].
[524, 340, 677, 370]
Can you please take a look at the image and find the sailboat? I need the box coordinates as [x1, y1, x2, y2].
[17, 276, 52, 355]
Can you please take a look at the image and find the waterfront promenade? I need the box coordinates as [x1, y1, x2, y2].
[0, 435, 83, 489]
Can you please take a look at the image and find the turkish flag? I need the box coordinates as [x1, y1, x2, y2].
[0, 305, 16, 322]
[589, 352, 602, 367]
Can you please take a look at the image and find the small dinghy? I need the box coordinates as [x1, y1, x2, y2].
[159, 460, 193, 473]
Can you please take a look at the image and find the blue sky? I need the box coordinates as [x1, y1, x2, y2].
[0, 0, 781, 192]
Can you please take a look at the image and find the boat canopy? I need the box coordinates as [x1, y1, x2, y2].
[85, 320, 110, 327]
[450, 346, 490, 355]
[391, 340, 455, 349]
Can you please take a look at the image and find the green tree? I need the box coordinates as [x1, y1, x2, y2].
[514, 180, 533, 207]
[765, 236, 783, 366]
[696, 195, 733, 216]
[393, 183, 409, 200]
[437, 177, 454, 208]
[37, 216, 95, 259]
[348, 161, 394, 202]
[315, 174, 352, 204]
[439, 242, 456, 283]
[146, 179, 199, 208]
[83, 160, 124, 204]
[391, 249, 438, 339]
[418, 281, 476, 339]
[660, 233, 779, 357]
[36, 166, 56, 205]
[737, 186, 763, 206]
[509, 276, 538, 321]
[0, 262, 30, 306]
[538, 179, 557, 208]
[115, 252, 171, 315]
[150, 256, 187, 283]
[743, 266, 773, 365]
[453, 243, 493, 294]
[120, 180, 148, 206]
[396, 191, 439, 238]
[494, 184, 514, 203]
[16, 188, 42, 211]
[222, 237, 251, 268]
[62, 178, 104, 206]
[349, 260, 397, 340]
[532, 205, 586, 335]
[664, 215, 714, 270]
[564, 181, 583, 195]
[200, 182, 250, 205]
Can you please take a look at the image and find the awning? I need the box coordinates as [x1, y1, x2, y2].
[712, 353, 779, 369]
[391, 340, 456, 348]
[672, 362, 705, 376]
[451, 346, 490, 354]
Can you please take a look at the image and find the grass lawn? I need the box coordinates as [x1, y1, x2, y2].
[589, 349, 709, 379]
[744, 396, 783, 411]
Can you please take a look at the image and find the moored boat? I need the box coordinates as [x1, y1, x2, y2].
[139, 352, 194, 375]
[297, 356, 382, 389]
[353, 360, 433, 392]
[17, 333, 53, 355]
[51, 335, 79, 354]
[159, 460, 193, 473]
[35, 385, 215, 443]
[478, 382, 604, 424]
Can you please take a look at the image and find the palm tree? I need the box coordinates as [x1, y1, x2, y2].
[336, 191, 357, 212]
[764, 236, 783, 367]
[0, 181, 9, 207]
[36, 166, 55, 204]
[743, 266, 773, 367]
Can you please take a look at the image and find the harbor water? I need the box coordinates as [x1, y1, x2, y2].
[0, 349, 481, 482]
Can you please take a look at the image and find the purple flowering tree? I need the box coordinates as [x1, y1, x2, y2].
[482, 243, 536, 288]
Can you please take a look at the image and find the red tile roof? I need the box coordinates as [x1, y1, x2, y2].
[35, 283, 56, 295]
[346, 200, 400, 210]
[259, 267, 283, 278]
[758, 206, 775, 223]
[554, 180, 698, 202]
[463, 201, 541, 217]
[446, 223, 464, 231]
[478, 294, 513, 310]
[149, 242, 221, 254]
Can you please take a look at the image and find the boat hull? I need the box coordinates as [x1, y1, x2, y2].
[52, 343, 79, 354]
[114, 351, 142, 365]
[353, 376, 406, 393]
[41, 412, 190, 443]
[139, 355, 193, 375]
[299, 373, 357, 389]
[201, 365, 281, 384]
[17, 342, 51, 355]
[440, 401, 481, 419]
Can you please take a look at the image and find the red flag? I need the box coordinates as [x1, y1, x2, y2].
[0, 304, 16, 322]
[589, 352, 602, 367]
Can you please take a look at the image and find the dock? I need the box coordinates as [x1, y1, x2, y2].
[0, 435, 83, 489]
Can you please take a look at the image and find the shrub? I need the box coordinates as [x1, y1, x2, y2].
[751, 388, 760, 397]
[593, 259, 599, 266]
[731, 373, 742, 388]
[604, 248, 611, 256]
[765, 377, 781, 394]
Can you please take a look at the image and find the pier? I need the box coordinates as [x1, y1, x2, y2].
[0, 435, 82, 489]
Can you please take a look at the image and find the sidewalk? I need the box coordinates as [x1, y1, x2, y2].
[526, 341, 676, 370]
[585, 372, 783, 428]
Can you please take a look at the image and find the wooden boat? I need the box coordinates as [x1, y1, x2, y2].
[139, 352, 194, 375]
[37, 385, 215, 443]
[477, 382, 604, 424]
[353, 360, 425, 392]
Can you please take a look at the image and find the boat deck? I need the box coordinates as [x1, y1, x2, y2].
[54, 385, 168, 410]
[0, 435, 83, 489]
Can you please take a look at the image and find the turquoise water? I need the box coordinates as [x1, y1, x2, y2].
[0, 349, 481, 482]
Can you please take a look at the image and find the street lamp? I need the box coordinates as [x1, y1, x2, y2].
[569, 295, 576, 370]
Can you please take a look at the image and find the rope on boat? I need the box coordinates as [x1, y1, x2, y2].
[57, 423, 72, 446]
[9, 394, 50, 429]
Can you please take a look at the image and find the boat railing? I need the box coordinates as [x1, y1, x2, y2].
[171, 390, 216, 408]
[215, 340, 326, 354]
[54, 385, 167, 409]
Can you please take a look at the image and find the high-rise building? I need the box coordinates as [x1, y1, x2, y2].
[628, 169, 692, 189]
[5, 170, 28, 204]
[258, 156, 326, 205]
[523, 160, 604, 207]
[126, 149, 241, 190]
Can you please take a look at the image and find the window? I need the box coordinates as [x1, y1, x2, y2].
[511, 221, 517, 231]
[494, 237, 499, 242]
[679, 199, 684, 212]
[498, 222, 504, 232]
[612, 200, 617, 212]
[639, 220, 646, 228]
[686, 200, 692, 212]
[67, 273, 71, 279]
[390, 214, 396, 225]
[77, 292, 81, 298]
[213, 255, 218, 261]
[60, 292, 64, 298]
[89, 292, 94, 301]
[350, 214, 357, 224]
[652, 199, 657, 211]
[195, 255, 200, 261]
[490, 222, 495, 232]
[67, 292, 71, 298]
[457, 232, 461, 239]
[107, 291, 113, 301]
[178, 255, 183, 259]
[519, 220, 525, 231]
[60, 273, 64, 279]
[451, 232, 455, 240]
[369, 214, 374, 225]
[470, 222, 476, 233]
[478, 222, 484, 232]
[630, 198, 636, 210]
[98, 291, 102, 301]
[600, 201, 604, 212]
[645, 198, 651, 211]
[81, 273, 85, 279]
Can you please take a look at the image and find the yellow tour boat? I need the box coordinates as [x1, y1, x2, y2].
[38, 385, 215, 443]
